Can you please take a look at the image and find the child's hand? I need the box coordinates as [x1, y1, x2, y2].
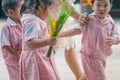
[49, 37, 57, 46]
[105, 37, 118, 47]
[14, 51, 21, 60]
[78, 13, 89, 26]
[78, 74, 86, 80]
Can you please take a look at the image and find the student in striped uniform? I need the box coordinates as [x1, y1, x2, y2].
[0, 0, 23, 80]
[19, 0, 61, 80]
[58, 0, 119, 80]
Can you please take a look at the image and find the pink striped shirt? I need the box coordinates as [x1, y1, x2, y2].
[79, 13, 119, 57]
[0, 18, 22, 80]
[0, 17, 22, 65]
[75, 13, 119, 80]
[20, 14, 60, 80]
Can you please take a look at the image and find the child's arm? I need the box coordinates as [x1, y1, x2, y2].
[26, 37, 57, 49]
[105, 37, 119, 47]
[105, 23, 119, 47]
[71, 12, 89, 26]
[66, 1, 89, 26]
[58, 27, 82, 38]
[2, 46, 20, 59]
[0, 27, 21, 59]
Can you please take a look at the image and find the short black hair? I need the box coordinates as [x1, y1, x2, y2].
[92, 0, 113, 4]
[21, 0, 54, 13]
[2, 0, 22, 15]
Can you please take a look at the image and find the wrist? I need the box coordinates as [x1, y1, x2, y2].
[44, 38, 50, 46]
[112, 37, 119, 44]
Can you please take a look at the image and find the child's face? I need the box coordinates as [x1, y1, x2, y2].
[8, 1, 23, 23]
[92, 0, 112, 19]
[41, 7, 49, 20]
[37, 4, 50, 20]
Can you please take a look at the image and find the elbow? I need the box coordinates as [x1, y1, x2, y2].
[74, 28, 82, 34]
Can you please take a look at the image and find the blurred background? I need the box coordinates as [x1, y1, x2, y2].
[0, 0, 120, 18]
[0, 0, 120, 80]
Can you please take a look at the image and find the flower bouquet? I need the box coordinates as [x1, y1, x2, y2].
[47, 1, 74, 57]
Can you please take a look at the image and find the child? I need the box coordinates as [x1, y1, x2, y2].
[58, 0, 119, 80]
[48, 0, 89, 80]
[0, 0, 23, 80]
[20, 0, 60, 80]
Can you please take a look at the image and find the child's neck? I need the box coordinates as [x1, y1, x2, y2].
[100, 18, 105, 22]
[14, 19, 21, 24]
[98, 16, 106, 23]
[11, 18, 21, 24]
[35, 11, 45, 20]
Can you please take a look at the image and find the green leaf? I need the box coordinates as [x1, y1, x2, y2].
[48, 15, 55, 35]
[47, 1, 75, 57]
[55, 8, 74, 35]
[47, 46, 53, 57]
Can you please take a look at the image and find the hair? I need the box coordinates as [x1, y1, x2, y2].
[2, 0, 22, 15]
[91, 0, 113, 4]
[21, 0, 54, 13]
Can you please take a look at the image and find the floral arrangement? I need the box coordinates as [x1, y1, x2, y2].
[47, 1, 74, 57]
[73, 0, 92, 6]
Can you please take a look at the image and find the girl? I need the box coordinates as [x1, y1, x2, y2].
[58, 0, 119, 80]
[48, 0, 89, 80]
[0, 0, 23, 80]
[20, 0, 60, 80]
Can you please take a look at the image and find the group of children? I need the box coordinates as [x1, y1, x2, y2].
[0, 0, 120, 80]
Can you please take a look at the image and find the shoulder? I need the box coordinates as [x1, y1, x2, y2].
[107, 14, 115, 25]
[21, 17, 45, 28]
[89, 13, 98, 23]
[107, 14, 114, 23]
[1, 23, 9, 31]
[21, 14, 47, 30]
[87, 14, 97, 25]
[89, 13, 97, 19]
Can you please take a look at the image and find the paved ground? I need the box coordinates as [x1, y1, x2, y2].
[0, 18, 120, 80]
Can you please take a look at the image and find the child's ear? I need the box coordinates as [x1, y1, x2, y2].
[91, 6, 94, 11]
[8, 9, 14, 16]
[110, 4, 112, 9]
[39, 3, 46, 11]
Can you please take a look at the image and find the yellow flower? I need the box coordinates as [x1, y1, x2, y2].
[49, 29, 53, 37]
[53, 18, 58, 31]
[87, 0, 92, 6]
[73, 0, 92, 6]
[47, 0, 74, 57]
[49, 18, 58, 37]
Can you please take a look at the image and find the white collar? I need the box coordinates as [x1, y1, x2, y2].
[21, 14, 45, 23]
[7, 17, 18, 27]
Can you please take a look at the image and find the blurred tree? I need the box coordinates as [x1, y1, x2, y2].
[113, 0, 120, 9]
[110, 0, 120, 17]
[0, 0, 6, 18]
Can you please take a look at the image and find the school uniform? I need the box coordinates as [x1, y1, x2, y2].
[20, 14, 60, 80]
[0, 17, 22, 80]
